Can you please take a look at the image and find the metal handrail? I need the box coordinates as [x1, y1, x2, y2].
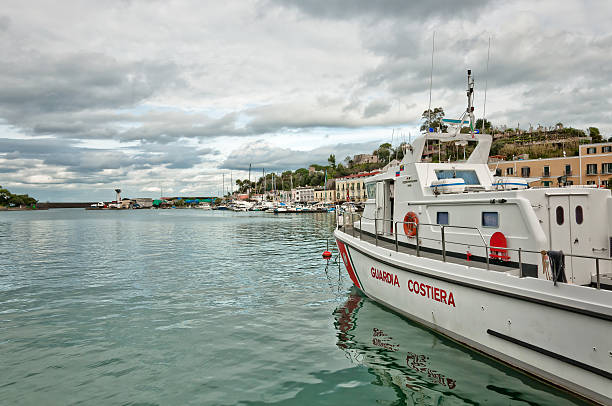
[342, 213, 607, 288]
[351, 214, 611, 262]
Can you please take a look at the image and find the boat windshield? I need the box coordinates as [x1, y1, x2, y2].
[435, 169, 480, 185]
[366, 182, 376, 199]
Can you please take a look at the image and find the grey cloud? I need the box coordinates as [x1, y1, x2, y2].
[0, 52, 180, 118]
[1, 0, 611, 200]
[268, 0, 489, 21]
[0, 138, 217, 176]
[0, 16, 10, 31]
[363, 100, 391, 119]
[220, 140, 381, 171]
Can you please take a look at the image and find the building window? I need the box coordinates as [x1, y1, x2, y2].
[521, 167, 530, 177]
[543, 166, 550, 177]
[587, 164, 597, 175]
[587, 147, 596, 154]
[565, 164, 572, 175]
[482, 212, 499, 228]
[603, 146, 612, 153]
[601, 180, 609, 187]
[506, 167, 514, 176]
[437, 212, 449, 225]
[602, 163, 612, 174]
[575, 206, 583, 225]
[587, 180, 596, 185]
[543, 181, 552, 187]
[567, 180, 574, 186]
[556, 206, 564, 225]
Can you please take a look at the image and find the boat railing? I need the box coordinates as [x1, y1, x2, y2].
[340, 213, 608, 289]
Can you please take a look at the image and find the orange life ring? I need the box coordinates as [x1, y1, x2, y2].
[403, 212, 418, 237]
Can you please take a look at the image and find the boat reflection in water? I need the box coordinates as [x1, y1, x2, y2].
[333, 290, 589, 405]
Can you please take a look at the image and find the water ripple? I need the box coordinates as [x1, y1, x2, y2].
[0, 210, 588, 405]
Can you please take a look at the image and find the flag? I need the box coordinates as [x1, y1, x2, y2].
[395, 171, 400, 177]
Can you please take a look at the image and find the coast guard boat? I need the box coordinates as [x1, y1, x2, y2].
[334, 70, 612, 404]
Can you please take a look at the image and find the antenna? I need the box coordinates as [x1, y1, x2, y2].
[482, 36, 491, 134]
[466, 69, 475, 134]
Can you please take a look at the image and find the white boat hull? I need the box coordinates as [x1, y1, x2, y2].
[335, 229, 612, 404]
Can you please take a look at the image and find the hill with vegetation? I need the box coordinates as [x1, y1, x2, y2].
[0, 186, 37, 207]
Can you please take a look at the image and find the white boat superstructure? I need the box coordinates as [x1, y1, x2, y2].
[195, 202, 212, 210]
[230, 200, 254, 212]
[334, 70, 612, 404]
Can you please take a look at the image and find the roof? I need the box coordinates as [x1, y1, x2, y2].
[336, 171, 380, 180]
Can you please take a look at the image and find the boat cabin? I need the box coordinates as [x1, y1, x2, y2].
[357, 132, 611, 287]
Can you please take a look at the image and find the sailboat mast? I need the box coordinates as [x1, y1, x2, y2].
[324, 168, 327, 203]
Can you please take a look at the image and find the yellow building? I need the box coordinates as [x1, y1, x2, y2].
[314, 189, 335, 203]
[489, 142, 612, 187]
[335, 171, 380, 202]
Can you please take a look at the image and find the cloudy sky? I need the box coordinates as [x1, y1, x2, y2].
[1, 0, 610, 201]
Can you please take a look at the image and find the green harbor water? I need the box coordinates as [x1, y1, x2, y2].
[0, 209, 589, 405]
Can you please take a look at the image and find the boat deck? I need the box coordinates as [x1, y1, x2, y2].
[338, 224, 522, 276]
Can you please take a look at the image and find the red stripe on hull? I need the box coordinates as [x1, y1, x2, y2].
[336, 240, 361, 289]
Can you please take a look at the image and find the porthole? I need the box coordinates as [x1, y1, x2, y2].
[575, 206, 583, 225]
[556, 206, 564, 225]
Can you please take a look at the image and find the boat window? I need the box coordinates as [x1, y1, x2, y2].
[436, 212, 449, 225]
[366, 182, 376, 199]
[575, 206, 583, 225]
[556, 206, 564, 225]
[435, 170, 480, 185]
[482, 212, 499, 228]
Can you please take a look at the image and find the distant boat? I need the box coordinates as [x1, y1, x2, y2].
[195, 202, 212, 210]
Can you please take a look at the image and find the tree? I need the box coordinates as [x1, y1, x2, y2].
[589, 127, 602, 143]
[420, 107, 446, 132]
[344, 156, 353, 168]
[474, 118, 492, 132]
[374, 143, 393, 163]
[0, 187, 11, 205]
[327, 154, 336, 169]
[0, 186, 37, 207]
[392, 142, 406, 161]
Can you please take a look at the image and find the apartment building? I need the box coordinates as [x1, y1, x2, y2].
[489, 142, 612, 187]
[313, 188, 335, 203]
[335, 171, 380, 202]
[293, 187, 314, 203]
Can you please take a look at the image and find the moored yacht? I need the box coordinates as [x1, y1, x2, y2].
[334, 70, 612, 404]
